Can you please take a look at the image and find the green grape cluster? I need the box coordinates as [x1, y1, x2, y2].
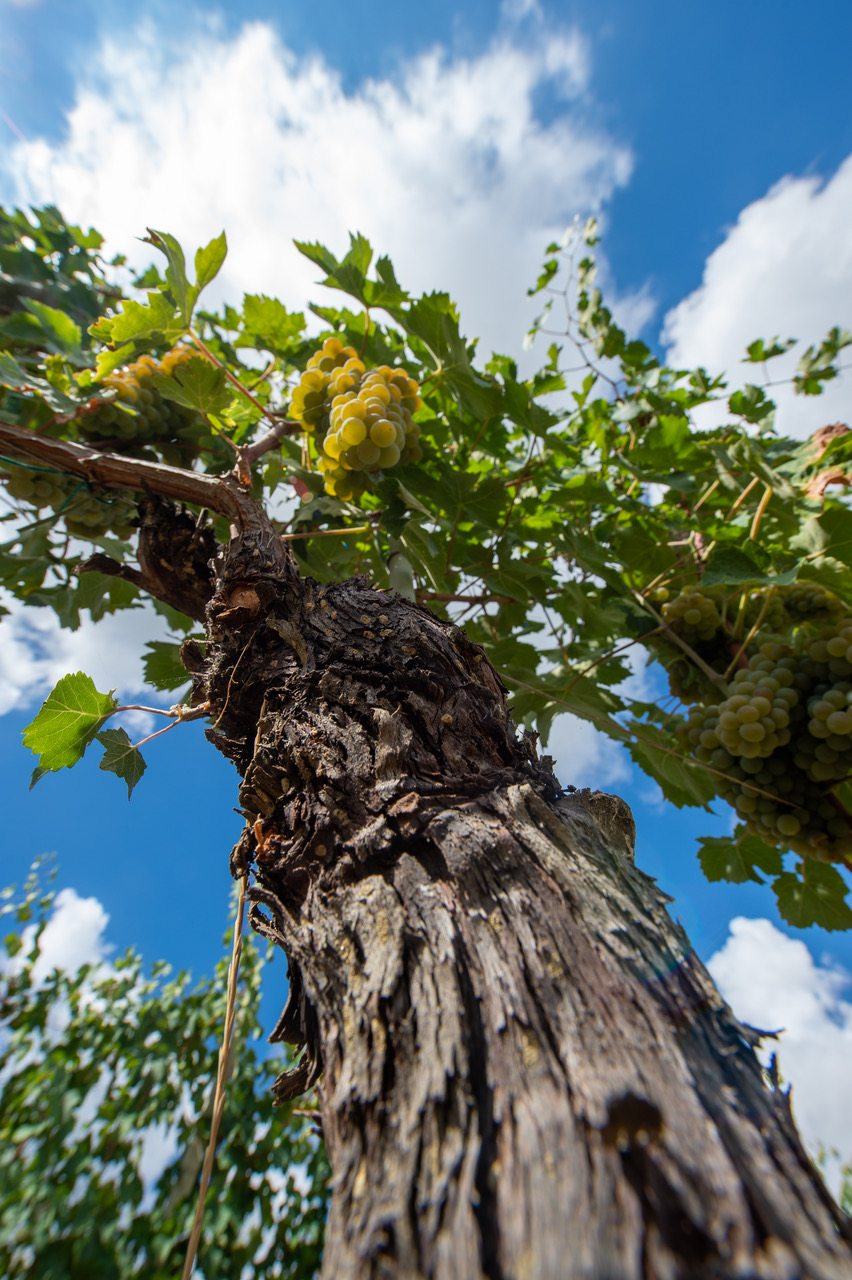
[676, 629, 852, 862]
[743, 586, 789, 634]
[659, 581, 844, 654]
[78, 346, 205, 453]
[3, 465, 136, 539]
[785, 581, 845, 619]
[660, 589, 722, 642]
[289, 337, 423, 501]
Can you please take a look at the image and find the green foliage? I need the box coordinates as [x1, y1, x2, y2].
[0, 862, 329, 1278]
[95, 727, 147, 798]
[2, 206, 852, 928]
[22, 672, 117, 776]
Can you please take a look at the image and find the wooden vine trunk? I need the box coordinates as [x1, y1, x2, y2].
[191, 529, 852, 1280]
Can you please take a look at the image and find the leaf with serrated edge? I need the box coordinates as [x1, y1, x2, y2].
[96, 727, 147, 798]
[697, 832, 783, 884]
[774, 863, 852, 932]
[152, 357, 229, 415]
[23, 672, 117, 775]
[194, 231, 227, 293]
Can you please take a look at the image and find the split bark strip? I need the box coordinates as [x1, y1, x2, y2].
[181, 873, 247, 1280]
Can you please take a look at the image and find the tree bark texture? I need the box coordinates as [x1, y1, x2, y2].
[192, 528, 852, 1280]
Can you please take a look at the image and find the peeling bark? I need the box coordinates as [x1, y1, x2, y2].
[186, 528, 852, 1280]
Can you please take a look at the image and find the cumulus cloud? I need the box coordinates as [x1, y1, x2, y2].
[30, 887, 110, 981]
[709, 916, 852, 1195]
[3, 18, 632, 363]
[664, 157, 852, 439]
[0, 592, 172, 717]
[547, 712, 631, 790]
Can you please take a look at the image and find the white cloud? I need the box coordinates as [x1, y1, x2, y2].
[0, 592, 172, 718]
[708, 916, 852, 1195]
[547, 712, 631, 790]
[664, 157, 852, 440]
[3, 18, 632, 364]
[28, 886, 111, 981]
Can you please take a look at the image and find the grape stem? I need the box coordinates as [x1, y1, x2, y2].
[283, 524, 372, 542]
[632, 590, 726, 686]
[564, 632, 662, 692]
[418, 591, 518, 606]
[187, 328, 280, 428]
[749, 483, 773, 541]
[242, 418, 301, 464]
[691, 477, 721, 514]
[722, 587, 777, 682]
[728, 474, 761, 517]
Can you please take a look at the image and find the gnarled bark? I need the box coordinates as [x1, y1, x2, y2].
[187, 528, 852, 1280]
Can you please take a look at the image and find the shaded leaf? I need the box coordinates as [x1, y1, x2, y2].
[152, 356, 229, 415]
[96, 727, 147, 798]
[774, 862, 852, 932]
[697, 831, 783, 884]
[143, 641, 192, 692]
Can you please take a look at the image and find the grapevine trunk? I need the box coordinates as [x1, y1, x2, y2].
[196, 529, 852, 1280]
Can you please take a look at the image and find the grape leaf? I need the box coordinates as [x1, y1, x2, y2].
[143, 640, 192, 692]
[152, 357, 229, 415]
[194, 231, 227, 293]
[96, 727, 147, 798]
[91, 291, 183, 345]
[0, 350, 82, 412]
[21, 299, 82, 357]
[773, 862, 852, 932]
[23, 672, 117, 776]
[697, 831, 783, 884]
[817, 505, 852, 569]
[702, 546, 799, 587]
[145, 227, 196, 323]
[239, 294, 305, 353]
[92, 342, 135, 382]
[626, 725, 717, 809]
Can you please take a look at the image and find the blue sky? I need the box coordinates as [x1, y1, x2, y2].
[2, 0, 852, 1175]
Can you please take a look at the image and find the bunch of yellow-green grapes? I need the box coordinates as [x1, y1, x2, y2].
[659, 588, 722, 643]
[676, 626, 852, 862]
[657, 581, 844, 661]
[3, 465, 136, 539]
[78, 346, 206, 455]
[289, 336, 423, 501]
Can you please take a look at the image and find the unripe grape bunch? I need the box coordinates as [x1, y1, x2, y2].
[2, 465, 136, 539]
[77, 346, 206, 456]
[289, 337, 423, 502]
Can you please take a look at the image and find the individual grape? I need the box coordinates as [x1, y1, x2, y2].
[369, 419, 397, 448]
